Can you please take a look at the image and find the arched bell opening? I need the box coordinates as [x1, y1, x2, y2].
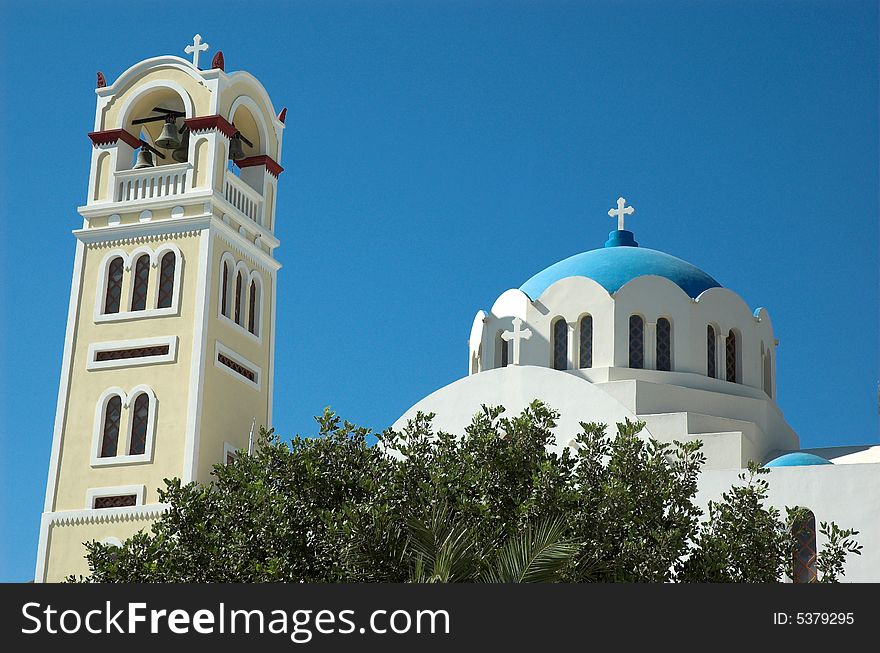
[122, 88, 190, 170]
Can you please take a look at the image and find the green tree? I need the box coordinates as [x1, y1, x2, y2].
[69, 402, 861, 583]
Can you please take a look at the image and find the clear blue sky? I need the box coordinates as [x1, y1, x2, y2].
[0, 1, 877, 582]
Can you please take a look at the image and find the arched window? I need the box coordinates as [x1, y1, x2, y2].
[578, 315, 593, 369]
[552, 318, 567, 370]
[234, 271, 244, 325]
[791, 509, 817, 583]
[221, 261, 230, 317]
[157, 251, 176, 309]
[629, 315, 644, 369]
[104, 257, 124, 314]
[763, 351, 773, 398]
[248, 279, 260, 335]
[130, 254, 150, 311]
[497, 331, 509, 368]
[726, 330, 738, 382]
[706, 325, 717, 378]
[656, 317, 672, 371]
[100, 395, 122, 458]
[129, 393, 150, 456]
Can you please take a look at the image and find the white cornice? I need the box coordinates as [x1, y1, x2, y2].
[78, 191, 280, 250]
[78, 189, 214, 218]
[74, 215, 212, 244]
[73, 215, 282, 272]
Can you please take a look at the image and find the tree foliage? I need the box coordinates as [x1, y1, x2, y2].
[70, 402, 860, 583]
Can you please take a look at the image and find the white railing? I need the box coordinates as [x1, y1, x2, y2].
[115, 163, 190, 203]
[224, 172, 263, 225]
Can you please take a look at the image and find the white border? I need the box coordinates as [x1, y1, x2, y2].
[89, 385, 158, 467]
[86, 335, 178, 370]
[216, 252, 264, 343]
[85, 484, 146, 509]
[214, 340, 262, 391]
[182, 229, 213, 483]
[93, 244, 184, 323]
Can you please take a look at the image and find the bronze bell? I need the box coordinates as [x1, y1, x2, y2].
[172, 130, 189, 163]
[156, 120, 181, 149]
[133, 148, 155, 169]
[228, 133, 245, 161]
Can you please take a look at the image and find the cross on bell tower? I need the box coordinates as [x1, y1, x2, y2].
[184, 34, 209, 68]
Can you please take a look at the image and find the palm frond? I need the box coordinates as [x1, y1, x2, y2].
[482, 517, 579, 583]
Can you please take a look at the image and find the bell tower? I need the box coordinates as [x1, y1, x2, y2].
[36, 36, 285, 581]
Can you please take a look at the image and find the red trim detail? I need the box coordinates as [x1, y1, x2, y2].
[277, 107, 287, 124]
[96, 71, 106, 88]
[184, 115, 237, 139]
[235, 155, 284, 177]
[211, 51, 225, 71]
[88, 129, 140, 148]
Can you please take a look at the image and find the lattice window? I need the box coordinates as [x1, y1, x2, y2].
[553, 318, 567, 370]
[707, 325, 716, 378]
[234, 272, 243, 325]
[130, 254, 150, 311]
[248, 280, 257, 334]
[792, 510, 818, 583]
[93, 495, 137, 509]
[129, 393, 150, 456]
[157, 251, 176, 309]
[578, 315, 592, 369]
[656, 317, 671, 371]
[221, 261, 230, 317]
[100, 395, 122, 458]
[629, 315, 644, 369]
[104, 257, 124, 314]
[218, 352, 257, 383]
[226, 451, 237, 465]
[95, 345, 170, 362]
[726, 330, 737, 382]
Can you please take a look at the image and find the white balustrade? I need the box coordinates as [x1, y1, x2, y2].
[115, 163, 190, 203]
[224, 172, 263, 225]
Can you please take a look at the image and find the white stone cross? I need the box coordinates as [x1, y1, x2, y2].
[185, 34, 210, 69]
[608, 196, 635, 231]
[501, 317, 532, 366]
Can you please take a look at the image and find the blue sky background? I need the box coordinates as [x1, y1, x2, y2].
[0, 1, 876, 582]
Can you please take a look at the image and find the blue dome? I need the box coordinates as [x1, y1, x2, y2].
[520, 230, 721, 299]
[764, 452, 833, 468]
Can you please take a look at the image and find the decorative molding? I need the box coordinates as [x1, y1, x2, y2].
[184, 114, 237, 139]
[75, 215, 212, 245]
[85, 484, 146, 509]
[88, 128, 140, 149]
[236, 154, 284, 177]
[47, 503, 168, 528]
[86, 335, 178, 371]
[89, 385, 157, 467]
[215, 340, 262, 391]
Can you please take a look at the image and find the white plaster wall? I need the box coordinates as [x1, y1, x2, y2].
[697, 463, 880, 582]
[476, 275, 777, 398]
[392, 365, 654, 456]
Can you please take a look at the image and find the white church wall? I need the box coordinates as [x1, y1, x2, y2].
[392, 365, 655, 456]
[698, 463, 880, 582]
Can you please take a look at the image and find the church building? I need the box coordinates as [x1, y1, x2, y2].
[37, 39, 879, 583]
[394, 198, 880, 582]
